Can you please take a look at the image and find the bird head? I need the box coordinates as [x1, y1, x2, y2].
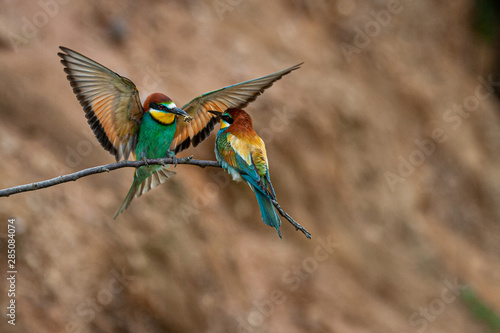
[144, 93, 192, 125]
[208, 108, 252, 129]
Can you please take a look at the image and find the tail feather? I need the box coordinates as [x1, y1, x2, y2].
[113, 165, 176, 219]
[113, 179, 138, 219]
[253, 186, 281, 238]
[136, 167, 176, 197]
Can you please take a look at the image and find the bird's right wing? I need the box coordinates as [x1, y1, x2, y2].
[58, 47, 144, 161]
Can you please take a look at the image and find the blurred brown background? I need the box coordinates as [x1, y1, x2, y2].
[1, 0, 500, 332]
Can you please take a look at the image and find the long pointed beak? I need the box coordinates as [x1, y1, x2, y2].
[208, 110, 222, 118]
[172, 107, 193, 122]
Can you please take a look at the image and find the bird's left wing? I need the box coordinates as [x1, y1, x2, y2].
[171, 63, 303, 153]
[58, 47, 144, 161]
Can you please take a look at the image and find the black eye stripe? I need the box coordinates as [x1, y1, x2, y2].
[222, 115, 234, 124]
[150, 103, 168, 111]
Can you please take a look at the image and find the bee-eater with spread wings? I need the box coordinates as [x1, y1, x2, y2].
[209, 108, 283, 237]
[58, 47, 301, 218]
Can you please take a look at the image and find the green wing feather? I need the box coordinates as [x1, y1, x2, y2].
[217, 132, 275, 199]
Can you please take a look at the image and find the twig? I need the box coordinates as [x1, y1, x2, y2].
[0, 157, 219, 197]
[0, 156, 312, 239]
[271, 199, 312, 239]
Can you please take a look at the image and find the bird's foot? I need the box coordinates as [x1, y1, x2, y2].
[170, 155, 178, 167]
[165, 151, 178, 167]
[141, 156, 149, 166]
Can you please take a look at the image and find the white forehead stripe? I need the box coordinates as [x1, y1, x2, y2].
[166, 101, 177, 109]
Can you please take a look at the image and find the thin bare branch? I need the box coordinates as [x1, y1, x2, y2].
[0, 157, 218, 197]
[271, 199, 312, 239]
[0, 156, 311, 239]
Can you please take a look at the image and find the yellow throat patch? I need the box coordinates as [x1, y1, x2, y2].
[150, 109, 175, 125]
[220, 119, 230, 129]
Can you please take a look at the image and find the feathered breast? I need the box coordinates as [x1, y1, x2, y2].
[227, 130, 268, 176]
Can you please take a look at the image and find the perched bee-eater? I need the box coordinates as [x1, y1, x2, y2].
[209, 108, 283, 237]
[58, 47, 301, 218]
